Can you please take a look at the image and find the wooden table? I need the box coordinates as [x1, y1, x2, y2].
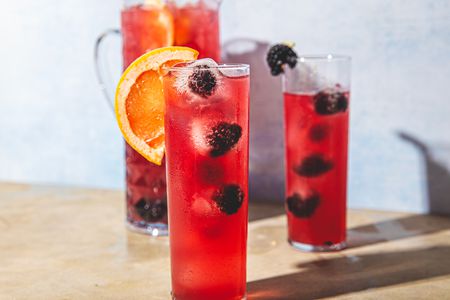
[1, 182, 449, 299]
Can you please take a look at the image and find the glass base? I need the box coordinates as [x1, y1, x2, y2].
[289, 240, 347, 252]
[171, 292, 246, 300]
[126, 219, 168, 236]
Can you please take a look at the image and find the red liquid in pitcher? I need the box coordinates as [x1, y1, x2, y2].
[284, 90, 349, 246]
[169, 1, 221, 61]
[121, 5, 172, 229]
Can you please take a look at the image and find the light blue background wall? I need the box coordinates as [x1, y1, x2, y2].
[1, 0, 449, 213]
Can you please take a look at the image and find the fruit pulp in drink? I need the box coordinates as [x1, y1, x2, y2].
[284, 90, 349, 247]
[164, 65, 249, 299]
[168, 1, 221, 61]
[121, 4, 172, 230]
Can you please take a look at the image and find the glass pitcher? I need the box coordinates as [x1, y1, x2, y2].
[94, 0, 223, 236]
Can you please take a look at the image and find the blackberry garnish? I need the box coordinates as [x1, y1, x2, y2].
[134, 198, 167, 222]
[213, 184, 245, 215]
[314, 90, 348, 115]
[197, 158, 224, 185]
[188, 65, 217, 98]
[286, 193, 320, 218]
[309, 124, 329, 142]
[266, 43, 298, 76]
[206, 122, 242, 157]
[294, 154, 333, 177]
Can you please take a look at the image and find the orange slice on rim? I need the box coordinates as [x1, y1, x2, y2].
[115, 46, 198, 165]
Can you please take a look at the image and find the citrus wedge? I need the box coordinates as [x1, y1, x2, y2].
[115, 46, 199, 165]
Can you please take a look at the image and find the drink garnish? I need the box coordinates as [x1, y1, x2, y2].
[266, 42, 298, 76]
[212, 184, 245, 215]
[135, 198, 167, 222]
[206, 122, 242, 157]
[174, 58, 221, 98]
[188, 65, 218, 98]
[314, 89, 349, 115]
[309, 123, 329, 142]
[114, 46, 198, 165]
[294, 154, 334, 177]
[286, 192, 320, 218]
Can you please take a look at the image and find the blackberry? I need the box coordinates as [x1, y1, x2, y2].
[294, 154, 333, 177]
[197, 158, 224, 185]
[134, 198, 167, 222]
[266, 43, 298, 76]
[213, 184, 245, 215]
[206, 122, 242, 157]
[314, 90, 348, 115]
[188, 65, 217, 98]
[286, 193, 320, 218]
[309, 124, 329, 142]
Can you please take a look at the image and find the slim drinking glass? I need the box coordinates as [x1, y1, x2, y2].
[283, 55, 351, 251]
[163, 63, 249, 300]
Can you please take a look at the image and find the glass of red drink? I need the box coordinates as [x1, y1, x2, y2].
[163, 60, 249, 300]
[283, 55, 351, 251]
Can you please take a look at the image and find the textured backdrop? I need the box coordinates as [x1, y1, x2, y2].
[1, 0, 449, 213]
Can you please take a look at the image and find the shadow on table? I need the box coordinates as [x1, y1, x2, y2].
[347, 132, 450, 248]
[248, 246, 450, 300]
[347, 213, 450, 248]
[248, 201, 285, 222]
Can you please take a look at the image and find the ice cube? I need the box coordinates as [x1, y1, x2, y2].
[190, 119, 210, 154]
[191, 194, 218, 218]
[190, 193, 224, 238]
[190, 58, 219, 68]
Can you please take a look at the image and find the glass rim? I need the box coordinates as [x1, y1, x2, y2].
[164, 63, 250, 72]
[297, 54, 351, 62]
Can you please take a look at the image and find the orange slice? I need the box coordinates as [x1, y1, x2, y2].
[115, 46, 199, 165]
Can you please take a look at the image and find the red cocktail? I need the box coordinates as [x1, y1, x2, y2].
[163, 60, 249, 299]
[280, 52, 351, 251]
[284, 90, 349, 249]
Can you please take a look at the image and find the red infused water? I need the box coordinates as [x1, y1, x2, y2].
[124, 143, 167, 230]
[164, 62, 249, 300]
[284, 89, 349, 249]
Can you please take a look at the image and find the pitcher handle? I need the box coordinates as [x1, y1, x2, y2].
[94, 28, 121, 112]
